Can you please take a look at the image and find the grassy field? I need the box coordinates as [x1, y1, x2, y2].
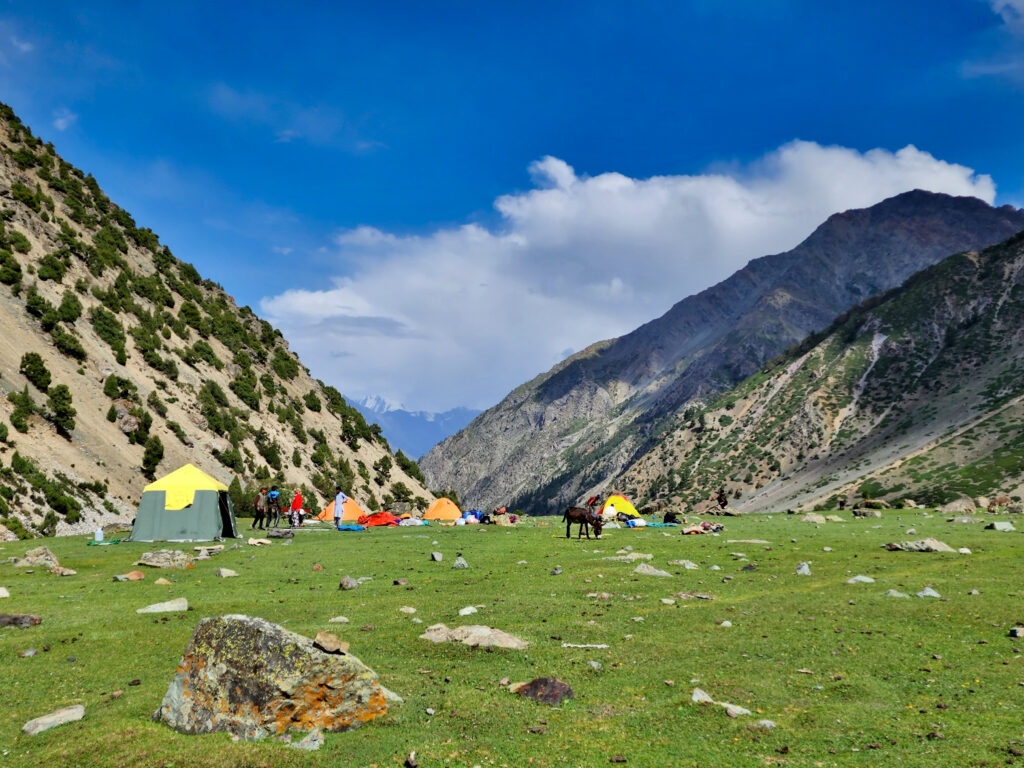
[1, 512, 1022, 767]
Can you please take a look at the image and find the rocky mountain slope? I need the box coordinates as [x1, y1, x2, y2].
[355, 397, 480, 460]
[0, 103, 432, 540]
[620, 229, 1024, 512]
[421, 191, 1024, 512]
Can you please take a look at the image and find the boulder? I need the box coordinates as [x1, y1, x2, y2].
[852, 508, 882, 518]
[938, 497, 975, 515]
[419, 623, 529, 650]
[800, 513, 826, 524]
[154, 614, 394, 740]
[985, 521, 1016, 532]
[795, 562, 811, 576]
[430, 552, 443, 562]
[137, 598, 189, 614]
[13, 546, 60, 569]
[1007, 503, 1024, 515]
[313, 631, 349, 655]
[510, 677, 574, 705]
[22, 705, 85, 735]
[49, 566, 76, 576]
[900, 499, 918, 509]
[884, 538, 955, 553]
[0, 613, 42, 628]
[137, 550, 194, 569]
[216, 568, 239, 578]
[973, 496, 990, 510]
[339, 576, 359, 591]
[668, 559, 699, 570]
[917, 587, 941, 598]
[267, 529, 294, 539]
[846, 575, 875, 584]
[451, 556, 469, 569]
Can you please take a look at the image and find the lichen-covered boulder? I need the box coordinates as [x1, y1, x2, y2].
[12, 546, 60, 569]
[154, 615, 393, 740]
[137, 550, 194, 569]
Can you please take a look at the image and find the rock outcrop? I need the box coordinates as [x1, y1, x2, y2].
[155, 615, 394, 740]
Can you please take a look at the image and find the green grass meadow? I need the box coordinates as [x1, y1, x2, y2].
[1, 513, 1023, 767]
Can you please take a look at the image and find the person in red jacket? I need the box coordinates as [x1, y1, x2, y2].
[289, 489, 304, 528]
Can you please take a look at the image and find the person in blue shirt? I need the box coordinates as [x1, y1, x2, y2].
[267, 486, 282, 529]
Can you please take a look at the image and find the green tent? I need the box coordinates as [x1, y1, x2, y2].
[129, 464, 239, 542]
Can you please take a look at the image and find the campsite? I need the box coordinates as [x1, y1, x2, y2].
[3, 504, 1023, 767]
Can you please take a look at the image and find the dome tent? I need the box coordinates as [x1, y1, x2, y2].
[423, 497, 462, 521]
[600, 494, 641, 520]
[129, 464, 238, 542]
[314, 496, 366, 523]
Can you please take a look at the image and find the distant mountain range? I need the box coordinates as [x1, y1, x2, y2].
[355, 397, 480, 460]
[421, 190, 1024, 512]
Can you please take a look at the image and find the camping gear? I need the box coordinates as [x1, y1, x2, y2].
[600, 494, 641, 520]
[129, 464, 238, 542]
[359, 511, 400, 527]
[424, 497, 462, 521]
[335, 525, 365, 532]
[315, 496, 366, 524]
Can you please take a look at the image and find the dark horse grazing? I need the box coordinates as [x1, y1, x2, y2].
[562, 506, 604, 539]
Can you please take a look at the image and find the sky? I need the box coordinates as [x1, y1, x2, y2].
[2, 1, 1023, 412]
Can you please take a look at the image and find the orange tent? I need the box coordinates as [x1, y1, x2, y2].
[315, 496, 366, 523]
[423, 497, 462, 521]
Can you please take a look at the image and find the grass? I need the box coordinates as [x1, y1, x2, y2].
[1, 513, 1023, 767]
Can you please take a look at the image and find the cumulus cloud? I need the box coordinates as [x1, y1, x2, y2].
[52, 107, 77, 131]
[260, 141, 995, 412]
[962, 1, 1024, 80]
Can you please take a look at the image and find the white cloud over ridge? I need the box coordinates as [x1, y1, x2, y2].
[260, 141, 995, 412]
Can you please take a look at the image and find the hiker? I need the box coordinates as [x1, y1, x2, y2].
[251, 487, 267, 530]
[267, 486, 282, 528]
[334, 486, 349, 529]
[716, 488, 728, 510]
[289, 489, 304, 528]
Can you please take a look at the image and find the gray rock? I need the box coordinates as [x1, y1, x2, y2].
[795, 562, 811, 576]
[800, 513, 826, 524]
[0, 614, 42, 628]
[958, 547, 972, 554]
[709, 565, 721, 571]
[13, 546, 60, 569]
[938, 497, 976, 515]
[884, 589, 910, 598]
[756, 719, 777, 730]
[22, 704, 85, 735]
[137, 597, 189, 614]
[430, 552, 443, 562]
[291, 728, 324, 751]
[419, 623, 528, 650]
[985, 521, 1016, 532]
[19, 647, 38, 658]
[136, 550, 194, 569]
[691, 687, 714, 704]
[633, 563, 672, 577]
[458, 606, 478, 616]
[884, 538, 955, 553]
[154, 615, 393, 739]
[216, 568, 239, 578]
[313, 631, 349, 654]
[846, 575, 875, 584]
[948, 516, 981, 524]
[451, 556, 469, 570]
[267, 529, 294, 539]
[721, 702, 751, 717]
[917, 587, 941, 598]
[852, 508, 882, 518]
[0, 586, 8, 598]
[587, 661, 603, 671]
[339, 576, 359, 591]
[667, 560, 699, 570]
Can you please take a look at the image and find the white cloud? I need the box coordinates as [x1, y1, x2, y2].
[991, 0, 1024, 32]
[260, 141, 996, 413]
[52, 107, 77, 131]
[10, 35, 33, 53]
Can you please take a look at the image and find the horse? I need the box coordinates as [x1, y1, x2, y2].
[562, 506, 604, 539]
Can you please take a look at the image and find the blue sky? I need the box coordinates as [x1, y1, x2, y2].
[2, 2, 1023, 410]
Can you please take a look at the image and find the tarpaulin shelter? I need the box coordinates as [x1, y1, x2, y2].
[423, 497, 462, 521]
[129, 464, 238, 542]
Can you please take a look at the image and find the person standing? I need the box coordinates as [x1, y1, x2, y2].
[289, 488, 303, 528]
[334, 486, 349, 529]
[267, 485, 282, 528]
[252, 487, 267, 530]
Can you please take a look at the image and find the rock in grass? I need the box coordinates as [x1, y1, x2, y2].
[1009, 627, 1024, 638]
[430, 552, 443, 562]
[800, 513, 826, 524]
[137, 597, 188, 614]
[22, 705, 85, 735]
[916, 587, 941, 598]
[290, 728, 324, 750]
[884, 589, 910, 598]
[884, 538, 955, 553]
[49, 566, 77, 576]
[137, 550, 194, 569]
[419, 623, 528, 650]
[0, 587, 9, 598]
[847, 575, 875, 584]
[19, 647, 38, 657]
[633, 563, 672, 577]
[795, 562, 811, 576]
[339, 576, 359, 591]
[452, 556, 469, 569]
[510, 677, 574, 705]
[458, 606, 478, 616]
[313, 631, 349, 654]
[722, 702, 751, 717]
[756, 719, 777, 729]
[985, 521, 1016, 532]
[12, 546, 60, 569]
[154, 578, 172, 586]
[0, 614, 42, 628]
[668, 560, 699, 569]
[267, 528, 294, 539]
[154, 614, 393, 740]
[113, 571, 146, 582]
[216, 568, 238, 578]
[691, 688, 713, 704]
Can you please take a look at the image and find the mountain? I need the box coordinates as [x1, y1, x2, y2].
[619, 228, 1024, 511]
[420, 190, 1024, 512]
[0, 103, 432, 540]
[355, 397, 480, 460]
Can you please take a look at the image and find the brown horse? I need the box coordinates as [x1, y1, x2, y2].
[562, 506, 604, 539]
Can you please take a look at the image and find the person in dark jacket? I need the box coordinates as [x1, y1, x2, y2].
[251, 487, 267, 530]
[267, 486, 282, 528]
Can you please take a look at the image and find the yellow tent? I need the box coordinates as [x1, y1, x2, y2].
[315, 497, 366, 523]
[424, 497, 462, 521]
[600, 494, 640, 519]
[142, 463, 228, 510]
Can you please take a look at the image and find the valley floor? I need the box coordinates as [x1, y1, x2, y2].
[1, 513, 1022, 767]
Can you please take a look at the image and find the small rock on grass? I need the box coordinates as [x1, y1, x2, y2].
[136, 597, 188, 614]
[113, 571, 146, 582]
[795, 562, 811, 576]
[0, 614, 42, 628]
[633, 563, 672, 577]
[329, 616, 349, 623]
[691, 688, 713, 704]
[154, 578, 172, 586]
[290, 728, 323, 751]
[19, 647, 38, 658]
[0, 587, 9, 598]
[884, 589, 910, 598]
[313, 631, 349, 655]
[917, 587, 941, 598]
[668, 559, 699, 569]
[756, 719, 777, 730]
[847, 575, 875, 584]
[399, 606, 417, 614]
[215, 568, 238, 578]
[431, 552, 443, 562]
[22, 705, 85, 735]
[452, 556, 469, 569]
[458, 606, 478, 616]
[339, 576, 359, 590]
